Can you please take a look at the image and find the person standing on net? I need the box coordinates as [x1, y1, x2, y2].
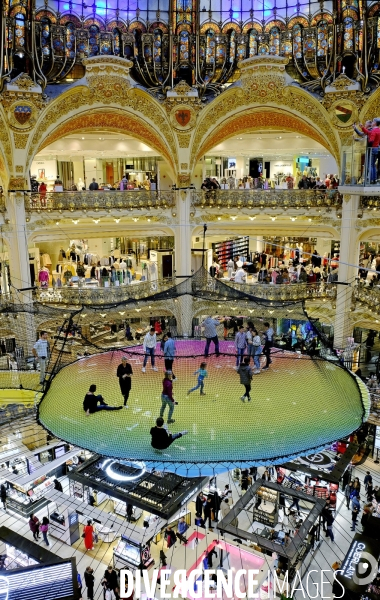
[163, 332, 177, 380]
[160, 372, 177, 423]
[33, 330, 50, 387]
[202, 316, 221, 357]
[235, 325, 247, 368]
[142, 327, 158, 373]
[262, 322, 274, 370]
[116, 356, 133, 407]
[238, 357, 253, 402]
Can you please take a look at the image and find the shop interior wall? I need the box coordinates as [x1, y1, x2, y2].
[318, 156, 339, 177]
[84, 159, 104, 188]
[72, 159, 85, 189]
[158, 162, 174, 190]
[30, 158, 57, 182]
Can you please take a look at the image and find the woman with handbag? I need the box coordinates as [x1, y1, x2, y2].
[82, 520, 94, 551]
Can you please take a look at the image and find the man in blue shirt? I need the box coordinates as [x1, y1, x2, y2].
[163, 332, 176, 381]
[235, 326, 247, 367]
[262, 322, 274, 370]
[177, 517, 188, 544]
[202, 316, 221, 358]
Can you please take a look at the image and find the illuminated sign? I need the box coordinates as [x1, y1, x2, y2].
[101, 459, 146, 482]
[0, 562, 74, 600]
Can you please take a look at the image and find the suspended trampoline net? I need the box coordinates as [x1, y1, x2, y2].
[0, 268, 369, 467]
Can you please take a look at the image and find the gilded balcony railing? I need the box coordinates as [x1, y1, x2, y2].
[353, 285, 380, 310]
[224, 281, 337, 301]
[25, 190, 176, 212]
[34, 278, 175, 305]
[0, 194, 5, 213]
[191, 189, 342, 210]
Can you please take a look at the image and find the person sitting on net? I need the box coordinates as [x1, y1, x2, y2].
[150, 417, 188, 450]
[83, 384, 123, 415]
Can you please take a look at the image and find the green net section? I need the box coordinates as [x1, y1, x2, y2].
[0, 268, 367, 465]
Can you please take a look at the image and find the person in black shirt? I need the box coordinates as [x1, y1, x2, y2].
[150, 417, 188, 450]
[116, 357, 133, 407]
[102, 566, 119, 600]
[83, 384, 123, 415]
[89, 178, 99, 191]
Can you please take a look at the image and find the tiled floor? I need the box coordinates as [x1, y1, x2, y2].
[0, 453, 378, 599]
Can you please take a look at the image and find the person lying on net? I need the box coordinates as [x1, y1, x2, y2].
[150, 417, 188, 450]
[83, 384, 123, 415]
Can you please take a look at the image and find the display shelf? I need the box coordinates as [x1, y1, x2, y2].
[212, 236, 249, 270]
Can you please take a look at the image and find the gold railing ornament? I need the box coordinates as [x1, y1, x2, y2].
[25, 190, 176, 212]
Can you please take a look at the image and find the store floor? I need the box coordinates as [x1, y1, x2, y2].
[0, 457, 378, 599]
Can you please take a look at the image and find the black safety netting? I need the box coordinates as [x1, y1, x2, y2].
[0, 268, 368, 467]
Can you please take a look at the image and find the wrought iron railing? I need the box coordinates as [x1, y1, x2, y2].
[25, 190, 176, 212]
[353, 285, 380, 310]
[33, 279, 337, 306]
[191, 189, 342, 209]
[34, 279, 175, 305]
[224, 281, 337, 301]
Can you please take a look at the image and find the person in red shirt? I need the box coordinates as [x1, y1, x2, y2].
[359, 118, 380, 183]
[160, 371, 177, 423]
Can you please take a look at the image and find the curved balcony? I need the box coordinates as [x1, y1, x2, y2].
[34, 279, 175, 306]
[191, 189, 342, 210]
[353, 285, 380, 310]
[25, 190, 176, 213]
[224, 281, 337, 301]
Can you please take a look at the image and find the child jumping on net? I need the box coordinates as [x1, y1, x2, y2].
[187, 362, 208, 396]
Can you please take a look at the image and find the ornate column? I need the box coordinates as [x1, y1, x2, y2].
[173, 188, 193, 337]
[333, 193, 360, 348]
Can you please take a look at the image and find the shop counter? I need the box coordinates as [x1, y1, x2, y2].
[97, 524, 117, 543]
[44, 489, 165, 547]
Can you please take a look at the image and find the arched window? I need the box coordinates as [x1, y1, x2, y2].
[293, 24, 302, 59]
[269, 27, 280, 55]
[113, 28, 121, 56]
[65, 22, 75, 58]
[153, 29, 162, 63]
[88, 24, 100, 57]
[179, 29, 189, 62]
[206, 29, 215, 64]
[317, 20, 328, 56]
[249, 30, 257, 57]
[343, 17, 354, 50]
[40, 17, 51, 57]
[14, 13, 25, 47]
[229, 29, 236, 63]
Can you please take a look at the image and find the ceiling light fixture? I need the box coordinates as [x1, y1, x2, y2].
[93, 218, 100, 224]
[114, 218, 120, 223]
[230, 216, 237, 220]
[132, 217, 139, 222]
[72, 219, 79, 224]
[249, 216, 256, 220]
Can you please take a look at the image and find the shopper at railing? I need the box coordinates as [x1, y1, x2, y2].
[357, 119, 380, 183]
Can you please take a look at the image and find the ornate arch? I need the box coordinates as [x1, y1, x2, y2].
[195, 108, 334, 161]
[35, 109, 174, 167]
[25, 57, 178, 174]
[190, 56, 340, 168]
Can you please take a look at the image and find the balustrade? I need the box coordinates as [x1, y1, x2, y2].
[25, 190, 176, 212]
[191, 189, 342, 210]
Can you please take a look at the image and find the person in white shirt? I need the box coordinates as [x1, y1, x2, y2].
[234, 267, 246, 284]
[142, 327, 158, 372]
[32, 331, 49, 385]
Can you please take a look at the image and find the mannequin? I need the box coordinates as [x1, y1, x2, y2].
[38, 267, 49, 288]
[227, 259, 234, 279]
[77, 178, 85, 191]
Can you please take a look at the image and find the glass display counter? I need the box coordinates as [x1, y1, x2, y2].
[113, 535, 154, 570]
[6, 475, 55, 517]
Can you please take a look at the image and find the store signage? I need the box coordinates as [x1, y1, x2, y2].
[375, 425, 380, 450]
[337, 535, 380, 592]
[0, 562, 74, 600]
